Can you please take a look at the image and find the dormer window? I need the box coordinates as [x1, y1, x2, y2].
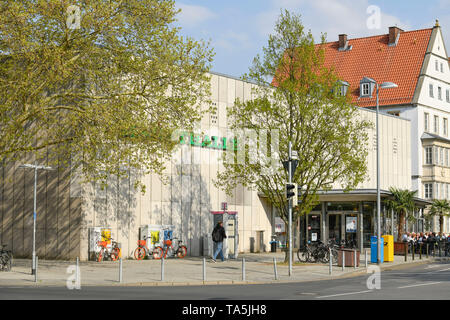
[336, 80, 349, 96]
[360, 77, 375, 98]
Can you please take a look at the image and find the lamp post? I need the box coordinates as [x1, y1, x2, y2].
[366, 79, 398, 265]
[18, 162, 53, 275]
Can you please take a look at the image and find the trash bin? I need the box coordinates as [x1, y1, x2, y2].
[382, 234, 394, 262]
[337, 249, 360, 267]
[370, 236, 384, 263]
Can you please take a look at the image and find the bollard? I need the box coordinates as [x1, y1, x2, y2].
[35, 256, 38, 283]
[420, 243, 422, 260]
[426, 243, 429, 258]
[203, 257, 206, 281]
[439, 242, 442, 257]
[76, 257, 79, 285]
[329, 248, 332, 275]
[119, 258, 123, 283]
[242, 258, 246, 281]
[273, 258, 278, 280]
[412, 243, 415, 261]
[161, 257, 165, 281]
[354, 249, 357, 269]
[365, 249, 368, 268]
[404, 243, 407, 262]
[342, 251, 345, 271]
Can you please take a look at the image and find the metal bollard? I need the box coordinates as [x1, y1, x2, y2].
[203, 257, 206, 281]
[329, 248, 332, 275]
[365, 249, 368, 268]
[420, 243, 422, 260]
[242, 258, 246, 281]
[76, 257, 79, 284]
[354, 249, 357, 269]
[404, 243, 407, 262]
[439, 242, 442, 257]
[119, 258, 123, 283]
[35, 256, 38, 283]
[426, 243, 429, 258]
[412, 243, 415, 261]
[342, 251, 345, 271]
[273, 258, 278, 280]
[161, 257, 165, 281]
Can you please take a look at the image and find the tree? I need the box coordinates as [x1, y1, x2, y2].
[428, 199, 450, 235]
[214, 10, 372, 261]
[0, 0, 214, 188]
[385, 187, 417, 241]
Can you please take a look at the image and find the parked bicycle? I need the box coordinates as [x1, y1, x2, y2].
[297, 241, 330, 263]
[96, 238, 120, 262]
[134, 235, 158, 260]
[152, 238, 187, 260]
[0, 244, 13, 271]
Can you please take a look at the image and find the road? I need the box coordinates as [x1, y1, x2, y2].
[0, 260, 449, 300]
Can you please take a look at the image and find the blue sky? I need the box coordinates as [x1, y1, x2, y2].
[174, 0, 450, 78]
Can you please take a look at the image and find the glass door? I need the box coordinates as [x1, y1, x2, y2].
[328, 214, 341, 244]
[307, 214, 321, 243]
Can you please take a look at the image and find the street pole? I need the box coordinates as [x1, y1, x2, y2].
[288, 141, 293, 276]
[32, 166, 37, 275]
[376, 84, 381, 265]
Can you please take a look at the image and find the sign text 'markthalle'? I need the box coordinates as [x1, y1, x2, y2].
[178, 133, 238, 151]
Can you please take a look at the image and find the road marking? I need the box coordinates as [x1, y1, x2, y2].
[397, 282, 442, 289]
[316, 290, 373, 299]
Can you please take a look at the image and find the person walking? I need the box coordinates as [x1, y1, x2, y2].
[211, 221, 227, 263]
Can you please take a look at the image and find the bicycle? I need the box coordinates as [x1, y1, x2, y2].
[134, 235, 158, 260]
[297, 241, 330, 263]
[152, 238, 187, 260]
[96, 238, 120, 262]
[0, 245, 12, 271]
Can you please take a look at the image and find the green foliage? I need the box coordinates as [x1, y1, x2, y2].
[214, 10, 371, 226]
[428, 199, 450, 234]
[0, 0, 214, 187]
[385, 187, 417, 240]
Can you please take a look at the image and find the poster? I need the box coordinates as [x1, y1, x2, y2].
[274, 217, 285, 233]
[346, 216, 357, 233]
[311, 233, 318, 241]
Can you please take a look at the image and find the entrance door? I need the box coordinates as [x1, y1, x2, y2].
[328, 214, 341, 244]
[307, 214, 321, 243]
[344, 214, 358, 248]
[227, 217, 237, 258]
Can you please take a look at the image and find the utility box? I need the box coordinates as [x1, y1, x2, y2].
[203, 234, 213, 257]
[382, 234, 394, 262]
[371, 236, 384, 263]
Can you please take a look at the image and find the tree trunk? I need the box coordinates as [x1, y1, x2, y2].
[397, 210, 406, 242]
[439, 215, 444, 235]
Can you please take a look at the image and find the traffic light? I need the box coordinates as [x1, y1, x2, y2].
[286, 183, 298, 205]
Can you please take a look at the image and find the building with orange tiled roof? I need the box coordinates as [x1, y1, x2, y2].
[320, 21, 450, 234]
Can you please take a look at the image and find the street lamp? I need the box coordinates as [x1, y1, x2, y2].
[18, 162, 53, 275]
[365, 78, 398, 265]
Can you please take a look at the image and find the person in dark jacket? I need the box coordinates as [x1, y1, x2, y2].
[211, 221, 227, 262]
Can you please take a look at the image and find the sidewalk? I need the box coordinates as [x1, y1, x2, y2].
[0, 250, 442, 287]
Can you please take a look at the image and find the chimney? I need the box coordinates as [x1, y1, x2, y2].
[339, 34, 347, 50]
[388, 26, 403, 46]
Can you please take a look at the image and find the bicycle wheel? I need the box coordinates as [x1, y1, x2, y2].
[111, 248, 120, 261]
[96, 250, 103, 262]
[331, 248, 338, 264]
[297, 249, 309, 263]
[176, 246, 187, 258]
[319, 250, 329, 264]
[152, 246, 164, 260]
[134, 247, 146, 260]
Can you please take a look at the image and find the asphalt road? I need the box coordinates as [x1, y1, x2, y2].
[1, 260, 449, 300]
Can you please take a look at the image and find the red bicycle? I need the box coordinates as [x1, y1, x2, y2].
[134, 235, 159, 260]
[152, 238, 187, 259]
[96, 238, 120, 262]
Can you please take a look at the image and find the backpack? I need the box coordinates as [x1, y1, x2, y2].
[212, 228, 221, 242]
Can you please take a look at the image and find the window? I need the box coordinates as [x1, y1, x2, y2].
[425, 146, 433, 164]
[438, 87, 442, 100]
[425, 183, 433, 199]
[447, 184, 449, 199]
[430, 84, 434, 98]
[444, 118, 448, 136]
[446, 89, 450, 103]
[446, 148, 449, 166]
[436, 60, 439, 71]
[434, 115, 439, 133]
[441, 63, 444, 73]
[362, 83, 370, 96]
[424, 113, 429, 132]
[440, 147, 444, 165]
[436, 183, 440, 199]
[434, 146, 439, 165]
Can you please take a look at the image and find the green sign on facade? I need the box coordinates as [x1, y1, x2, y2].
[179, 133, 238, 151]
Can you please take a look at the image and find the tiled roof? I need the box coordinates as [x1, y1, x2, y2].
[319, 28, 433, 107]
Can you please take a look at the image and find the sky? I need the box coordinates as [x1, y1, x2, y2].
[174, 0, 450, 78]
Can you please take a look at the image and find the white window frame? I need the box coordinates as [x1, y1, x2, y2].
[430, 83, 434, 98]
[424, 112, 429, 132]
[444, 118, 448, 136]
[434, 115, 439, 134]
[425, 146, 433, 164]
[446, 148, 449, 166]
[361, 83, 370, 96]
[446, 89, 450, 103]
[425, 183, 433, 199]
[434, 146, 439, 165]
[440, 147, 444, 165]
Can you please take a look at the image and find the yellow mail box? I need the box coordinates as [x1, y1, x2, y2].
[382, 234, 394, 262]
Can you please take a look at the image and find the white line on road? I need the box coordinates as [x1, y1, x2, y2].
[316, 290, 373, 299]
[397, 282, 442, 289]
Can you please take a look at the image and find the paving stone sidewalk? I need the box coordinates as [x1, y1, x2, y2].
[0, 250, 441, 287]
